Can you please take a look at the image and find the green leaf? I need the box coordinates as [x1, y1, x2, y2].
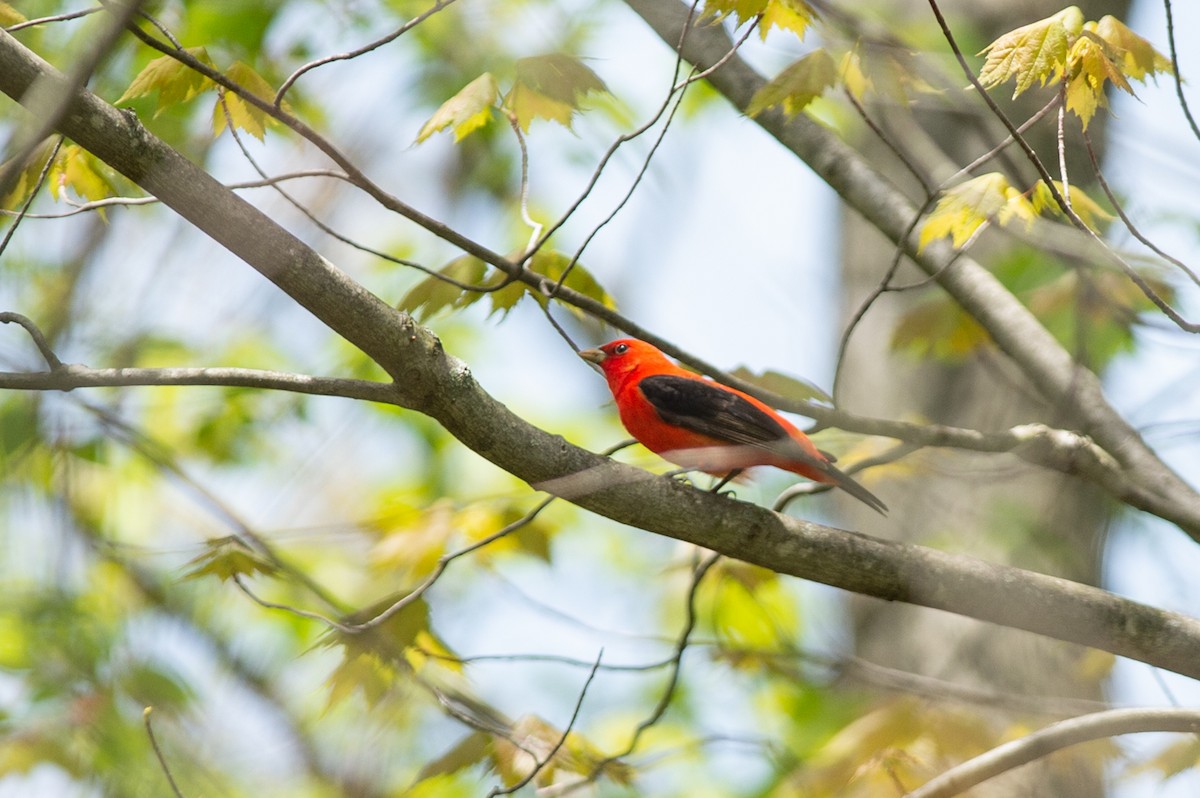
[520, 251, 616, 318]
[1, 139, 58, 209]
[418, 732, 491, 781]
[212, 62, 278, 141]
[324, 652, 396, 710]
[116, 48, 216, 113]
[729, 366, 832, 405]
[891, 296, 991, 362]
[182, 537, 278, 582]
[978, 6, 1082, 98]
[504, 54, 608, 131]
[747, 49, 837, 118]
[417, 73, 499, 143]
[397, 256, 490, 321]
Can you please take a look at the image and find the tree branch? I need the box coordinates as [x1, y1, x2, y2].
[2, 28, 1200, 681]
[905, 708, 1200, 798]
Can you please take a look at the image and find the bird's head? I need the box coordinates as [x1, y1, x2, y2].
[579, 339, 673, 384]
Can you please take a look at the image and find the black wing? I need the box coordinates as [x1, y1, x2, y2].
[639, 374, 888, 515]
[638, 374, 805, 455]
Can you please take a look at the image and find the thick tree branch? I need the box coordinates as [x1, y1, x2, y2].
[621, 0, 1200, 541]
[2, 29, 1200, 680]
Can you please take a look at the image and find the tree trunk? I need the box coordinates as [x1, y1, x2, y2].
[839, 1, 1131, 795]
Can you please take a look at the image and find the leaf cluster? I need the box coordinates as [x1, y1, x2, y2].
[978, 7, 1173, 128]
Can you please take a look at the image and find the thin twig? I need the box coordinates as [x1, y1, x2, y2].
[274, 0, 457, 106]
[0, 137, 61, 257]
[0, 311, 65, 369]
[1162, 0, 1200, 143]
[1082, 129, 1200, 288]
[489, 650, 605, 796]
[4, 7, 104, 32]
[0, 170, 354, 219]
[508, 112, 543, 256]
[601, 551, 720, 764]
[143, 707, 187, 798]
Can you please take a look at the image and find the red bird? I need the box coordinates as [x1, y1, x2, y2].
[580, 339, 887, 514]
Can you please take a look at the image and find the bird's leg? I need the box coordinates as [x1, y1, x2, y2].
[664, 467, 696, 487]
[710, 469, 743, 494]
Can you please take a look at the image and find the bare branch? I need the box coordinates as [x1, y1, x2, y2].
[905, 708, 1200, 798]
[1162, 0, 1200, 143]
[0, 311, 64, 370]
[274, 0, 458, 106]
[143, 707, 187, 798]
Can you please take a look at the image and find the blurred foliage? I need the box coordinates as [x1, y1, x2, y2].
[0, 0, 1189, 796]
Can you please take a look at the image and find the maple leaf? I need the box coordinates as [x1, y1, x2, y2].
[978, 6, 1083, 98]
[919, 173, 1015, 250]
[759, 0, 813, 41]
[48, 145, 119, 207]
[212, 62, 279, 141]
[416, 73, 499, 143]
[1030, 180, 1113, 229]
[504, 54, 608, 132]
[702, 0, 769, 26]
[116, 48, 216, 114]
[182, 536, 278, 582]
[746, 49, 837, 118]
[1095, 15, 1173, 81]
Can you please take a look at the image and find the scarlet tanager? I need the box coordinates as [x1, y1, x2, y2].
[580, 339, 887, 515]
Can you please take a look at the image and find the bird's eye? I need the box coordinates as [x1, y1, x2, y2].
[613, 343, 629, 355]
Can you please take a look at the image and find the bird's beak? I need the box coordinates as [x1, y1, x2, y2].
[578, 348, 606, 365]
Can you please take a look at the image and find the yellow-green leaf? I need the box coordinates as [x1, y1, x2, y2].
[892, 297, 991, 362]
[747, 48, 837, 118]
[182, 536, 278, 582]
[1030, 179, 1113, 228]
[504, 54, 608, 132]
[521, 250, 616, 318]
[760, 0, 813, 41]
[49, 144, 118, 204]
[212, 62, 278, 141]
[1094, 15, 1172, 81]
[416, 73, 499, 143]
[1065, 26, 1137, 128]
[0, 2, 27, 26]
[978, 6, 1083, 98]
[1, 139, 57, 209]
[838, 51, 870, 101]
[702, 0, 769, 27]
[397, 257, 490, 321]
[729, 366, 832, 405]
[116, 48, 215, 113]
[418, 732, 491, 781]
[919, 172, 1012, 250]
